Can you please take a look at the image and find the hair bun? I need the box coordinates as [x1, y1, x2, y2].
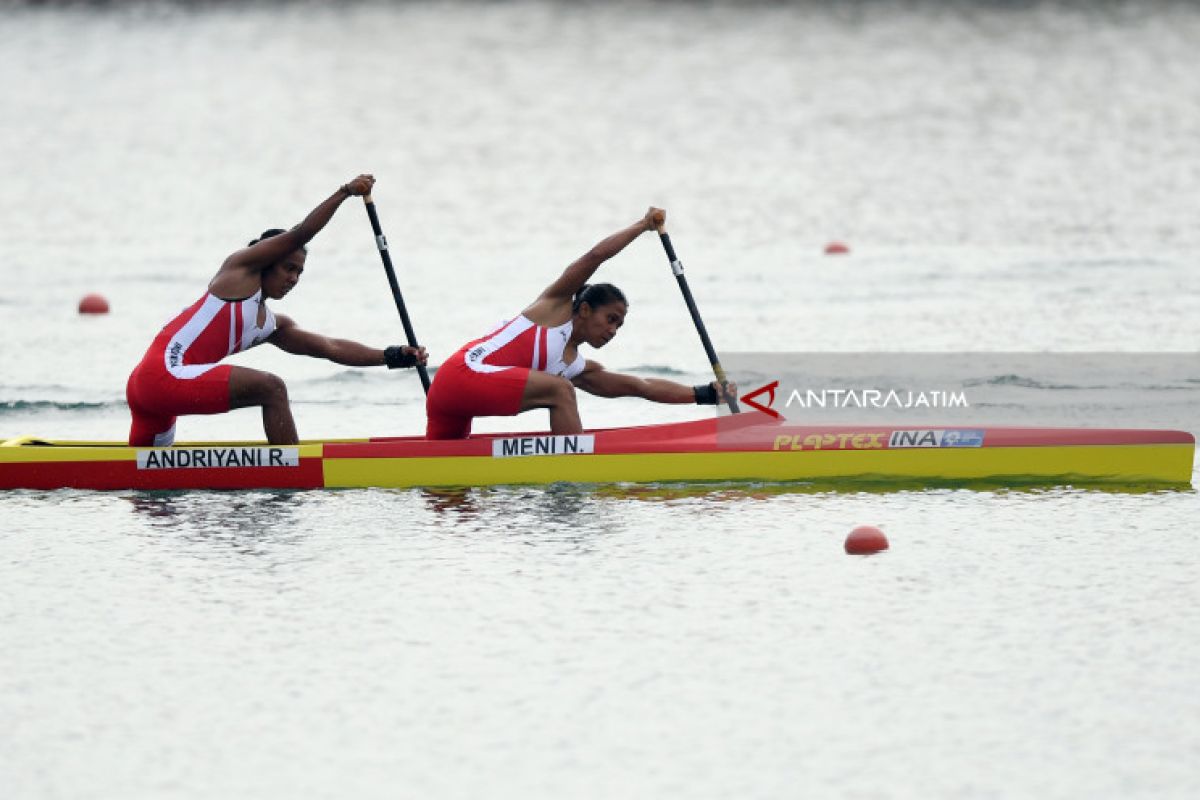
[249, 228, 288, 247]
[572, 282, 627, 313]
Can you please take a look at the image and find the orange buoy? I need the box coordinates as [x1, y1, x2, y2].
[78, 293, 110, 314]
[824, 241, 850, 255]
[845, 525, 888, 555]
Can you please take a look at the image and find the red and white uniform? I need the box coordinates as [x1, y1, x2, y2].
[126, 290, 277, 446]
[426, 315, 585, 439]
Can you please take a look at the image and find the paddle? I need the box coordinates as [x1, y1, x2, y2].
[362, 193, 431, 392]
[655, 221, 740, 414]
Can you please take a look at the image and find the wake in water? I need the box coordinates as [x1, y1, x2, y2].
[0, 400, 116, 415]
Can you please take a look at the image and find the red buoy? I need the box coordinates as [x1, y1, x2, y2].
[845, 525, 888, 555]
[78, 293, 110, 314]
[824, 241, 850, 255]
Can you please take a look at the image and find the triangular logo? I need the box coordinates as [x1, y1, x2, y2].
[740, 380, 783, 419]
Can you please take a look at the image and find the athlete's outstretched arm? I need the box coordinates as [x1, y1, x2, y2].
[572, 360, 734, 404]
[531, 207, 664, 311]
[220, 174, 376, 276]
[268, 315, 427, 368]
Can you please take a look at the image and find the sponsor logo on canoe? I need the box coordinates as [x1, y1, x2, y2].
[492, 435, 596, 458]
[137, 447, 300, 470]
[772, 432, 887, 451]
[888, 429, 985, 448]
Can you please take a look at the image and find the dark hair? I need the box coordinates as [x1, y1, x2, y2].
[247, 228, 307, 253]
[572, 282, 628, 314]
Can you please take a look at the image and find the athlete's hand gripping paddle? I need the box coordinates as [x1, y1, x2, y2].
[363, 194, 431, 393]
[655, 220, 740, 414]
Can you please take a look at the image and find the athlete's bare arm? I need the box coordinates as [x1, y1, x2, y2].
[268, 315, 427, 368]
[572, 360, 734, 404]
[209, 174, 375, 298]
[524, 207, 664, 323]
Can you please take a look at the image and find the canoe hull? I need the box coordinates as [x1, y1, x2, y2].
[2, 417, 1194, 490]
[325, 444, 1196, 489]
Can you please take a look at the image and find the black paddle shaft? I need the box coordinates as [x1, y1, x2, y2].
[363, 196, 431, 392]
[657, 230, 740, 414]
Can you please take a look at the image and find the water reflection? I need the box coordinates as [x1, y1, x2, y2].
[420, 487, 478, 518]
[420, 483, 616, 553]
[421, 484, 592, 521]
[592, 482, 810, 503]
[598, 477, 1194, 499]
[124, 490, 309, 559]
[417, 476, 1187, 534]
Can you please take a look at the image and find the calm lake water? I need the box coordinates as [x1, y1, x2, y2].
[2, 1, 1199, 798]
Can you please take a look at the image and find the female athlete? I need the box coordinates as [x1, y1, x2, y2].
[425, 207, 732, 439]
[126, 174, 427, 446]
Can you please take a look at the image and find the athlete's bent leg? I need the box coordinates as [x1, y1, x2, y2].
[228, 366, 298, 444]
[126, 368, 179, 446]
[425, 412, 472, 440]
[520, 372, 582, 434]
[128, 414, 177, 447]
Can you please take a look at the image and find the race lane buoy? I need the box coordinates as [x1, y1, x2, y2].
[824, 241, 850, 255]
[78, 293, 110, 314]
[845, 525, 888, 555]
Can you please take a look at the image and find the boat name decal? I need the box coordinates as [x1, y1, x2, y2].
[772, 432, 887, 451]
[137, 447, 301, 470]
[888, 429, 985, 448]
[492, 434, 596, 458]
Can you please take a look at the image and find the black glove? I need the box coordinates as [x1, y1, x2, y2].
[693, 383, 719, 405]
[384, 345, 418, 369]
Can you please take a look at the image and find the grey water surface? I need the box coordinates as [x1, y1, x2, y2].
[2, 2, 1199, 798]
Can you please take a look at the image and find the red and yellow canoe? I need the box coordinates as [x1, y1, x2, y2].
[0, 415, 1193, 490]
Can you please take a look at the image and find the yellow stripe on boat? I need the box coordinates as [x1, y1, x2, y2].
[324, 444, 1194, 488]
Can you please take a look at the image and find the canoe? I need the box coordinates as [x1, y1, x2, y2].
[1, 414, 1193, 490]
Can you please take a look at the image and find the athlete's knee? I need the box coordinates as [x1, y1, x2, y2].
[245, 372, 289, 407]
[230, 369, 290, 409]
[261, 372, 289, 404]
[548, 377, 576, 407]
